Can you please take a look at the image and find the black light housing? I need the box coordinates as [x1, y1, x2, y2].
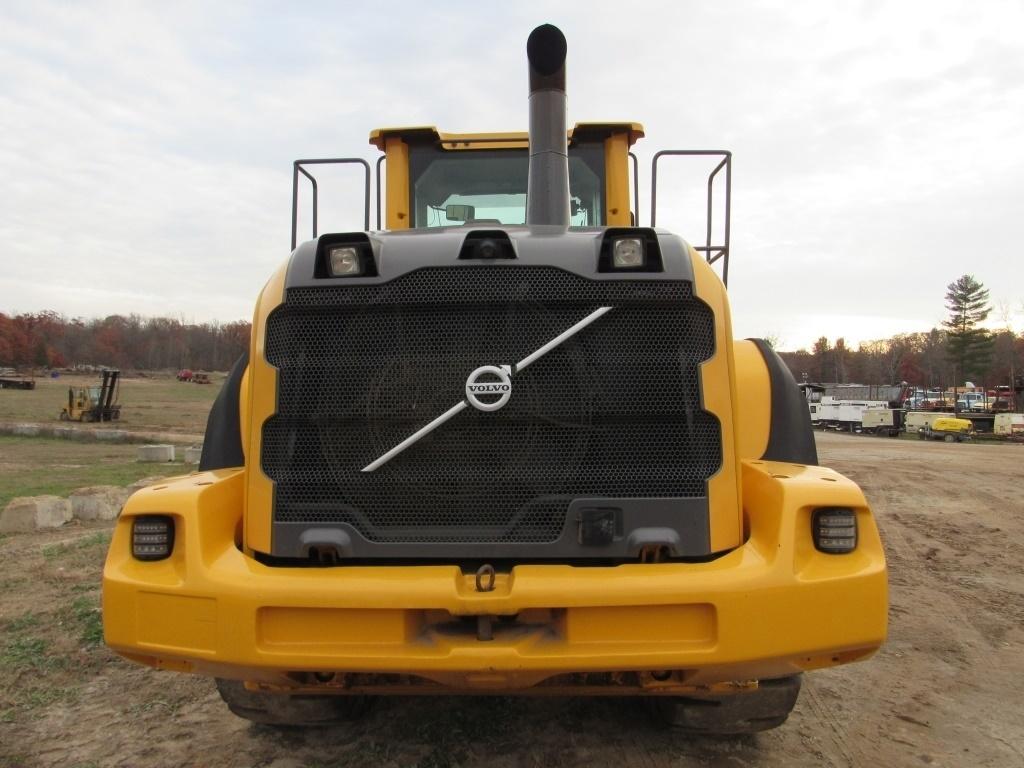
[812, 508, 858, 554]
[458, 230, 516, 260]
[132, 515, 175, 561]
[314, 233, 377, 278]
[598, 228, 664, 272]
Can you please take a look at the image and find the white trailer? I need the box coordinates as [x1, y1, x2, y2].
[994, 413, 1024, 436]
[815, 396, 891, 432]
[861, 407, 905, 437]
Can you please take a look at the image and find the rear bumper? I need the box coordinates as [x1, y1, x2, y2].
[102, 461, 887, 691]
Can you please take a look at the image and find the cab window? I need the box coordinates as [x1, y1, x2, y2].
[408, 143, 605, 228]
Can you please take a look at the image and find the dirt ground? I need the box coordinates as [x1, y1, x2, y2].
[1, 431, 1022, 768]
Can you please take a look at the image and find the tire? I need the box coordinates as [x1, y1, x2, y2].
[943, 434, 956, 443]
[214, 679, 371, 727]
[647, 675, 801, 735]
[59, 411, 69, 421]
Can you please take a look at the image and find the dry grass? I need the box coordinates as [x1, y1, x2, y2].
[0, 526, 113, 727]
[0, 371, 221, 435]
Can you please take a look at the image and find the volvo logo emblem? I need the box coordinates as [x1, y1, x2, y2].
[362, 306, 612, 472]
[465, 365, 512, 412]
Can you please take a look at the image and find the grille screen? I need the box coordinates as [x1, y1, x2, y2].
[263, 266, 720, 544]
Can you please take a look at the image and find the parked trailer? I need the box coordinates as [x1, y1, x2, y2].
[0, 377, 35, 390]
[903, 410, 996, 434]
[994, 413, 1024, 436]
[905, 411, 953, 434]
[802, 384, 904, 436]
[814, 396, 891, 432]
[918, 417, 973, 443]
[861, 408, 905, 437]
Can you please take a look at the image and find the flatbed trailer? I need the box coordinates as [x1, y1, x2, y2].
[0, 377, 35, 390]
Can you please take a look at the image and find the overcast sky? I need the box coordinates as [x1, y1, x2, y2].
[2, 0, 1022, 350]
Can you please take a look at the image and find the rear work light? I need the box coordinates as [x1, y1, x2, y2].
[812, 508, 858, 554]
[132, 515, 175, 561]
[612, 237, 644, 268]
[314, 235, 377, 278]
[597, 228, 664, 272]
[327, 246, 362, 276]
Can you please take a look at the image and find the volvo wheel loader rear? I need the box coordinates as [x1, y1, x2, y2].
[103, 25, 887, 734]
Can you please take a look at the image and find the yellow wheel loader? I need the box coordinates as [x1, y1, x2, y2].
[103, 25, 887, 734]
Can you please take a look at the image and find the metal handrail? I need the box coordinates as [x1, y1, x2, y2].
[291, 158, 371, 250]
[375, 156, 386, 231]
[628, 151, 640, 226]
[650, 149, 732, 286]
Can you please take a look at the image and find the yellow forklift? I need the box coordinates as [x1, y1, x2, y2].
[60, 369, 121, 422]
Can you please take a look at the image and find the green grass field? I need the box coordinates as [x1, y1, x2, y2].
[0, 436, 187, 509]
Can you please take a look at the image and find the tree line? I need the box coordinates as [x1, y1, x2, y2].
[1, 275, 1018, 387]
[778, 275, 1022, 389]
[0, 311, 251, 372]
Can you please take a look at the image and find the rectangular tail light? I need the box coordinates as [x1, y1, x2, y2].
[132, 515, 175, 561]
[813, 508, 857, 554]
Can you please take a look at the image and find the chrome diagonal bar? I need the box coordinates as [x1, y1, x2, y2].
[361, 305, 612, 472]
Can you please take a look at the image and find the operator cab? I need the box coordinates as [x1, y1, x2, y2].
[369, 124, 644, 230]
[290, 125, 732, 284]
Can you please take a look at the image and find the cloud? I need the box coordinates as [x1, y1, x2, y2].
[1, 0, 1022, 354]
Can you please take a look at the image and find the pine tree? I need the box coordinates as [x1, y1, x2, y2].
[943, 274, 994, 387]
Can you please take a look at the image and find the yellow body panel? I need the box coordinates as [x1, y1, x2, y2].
[690, 253, 743, 553]
[244, 263, 287, 554]
[384, 137, 411, 230]
[369, 123, 644, 152]
[103, 458, 887, 691]
[733, 340, 773, 460]
[603, 131, 631, 225]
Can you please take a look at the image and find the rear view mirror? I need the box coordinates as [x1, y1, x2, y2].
[446, 204, 475, 222]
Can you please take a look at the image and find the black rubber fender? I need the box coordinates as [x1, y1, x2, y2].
[749, 339, 818, 465]
[198, 352, 248, 471]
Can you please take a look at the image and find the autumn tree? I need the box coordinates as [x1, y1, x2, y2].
[811, 337, 831, 382]
[833, 338, 848, 383]
[943, 275, 993, 387]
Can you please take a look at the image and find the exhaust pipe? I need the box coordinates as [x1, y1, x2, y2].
[526, 24, 570, 227]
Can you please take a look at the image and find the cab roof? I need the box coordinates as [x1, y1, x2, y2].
[369, 123, 645, 151]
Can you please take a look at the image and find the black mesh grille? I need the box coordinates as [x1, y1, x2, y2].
[263, 266, 720, 544]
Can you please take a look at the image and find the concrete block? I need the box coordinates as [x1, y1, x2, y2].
[12, 423, 40, 437]
[0, 496, 72, 533]
[70, 485, 130, 521]
[138, 444, 175, 462]
[184, 445, 203, 464]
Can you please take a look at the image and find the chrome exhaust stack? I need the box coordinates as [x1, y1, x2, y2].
[526, 24, 570, 227]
